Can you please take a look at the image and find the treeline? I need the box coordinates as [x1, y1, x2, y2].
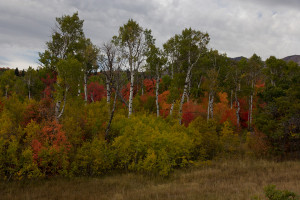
[0, 12, 299, 180]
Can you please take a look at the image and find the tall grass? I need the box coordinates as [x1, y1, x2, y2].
[1, 159, 299, 200]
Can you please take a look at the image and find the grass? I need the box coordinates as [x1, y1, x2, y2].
[1, 158, 300, 200]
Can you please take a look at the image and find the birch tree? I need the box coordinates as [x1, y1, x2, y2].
[176, 28, 209, 124]
[38, 12, 87, 120]
[99, 41, 117, 105]
[163, 35, 180, 115]
[145, 30, 166, 117]
[114, 19, 148, 117]
[24, 67, 38, 100]
[247, 54, 263, 130]
[80, 39, 99, 103]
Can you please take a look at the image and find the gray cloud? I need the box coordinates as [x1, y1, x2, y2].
[0, 0, 299, 69]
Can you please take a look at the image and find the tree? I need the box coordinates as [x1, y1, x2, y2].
[14, 68, 20, 77]
[163, 35, 181, 115]
[145, 30, 166, 117]
[39, 12, 88, 120]
[99, 41, 118, 105]
[246, 54, 263, 130]
[55, 57, 83, 120]
[80, 39, 99, 102]
[114, 19, 148, 117]
[168, 28, 209, 124]
[24, 67, 38, 100]
[0, 70, 15, 98]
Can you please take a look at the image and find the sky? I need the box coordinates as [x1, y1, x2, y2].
[0, 0, 300, 70]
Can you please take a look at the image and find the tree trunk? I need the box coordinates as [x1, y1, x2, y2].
[28, 79, 31, 100]
[5, 87, 8, 99]
[169, 101, 174, 115]
[207, 91, 214, 121]
[105, 87, 118, 141]
[106, 81, 111, 104]
[77, 83, 81, 96]
[235, 90, 240, 128]
[55, 86, 68, 121]
[179, 66, 192, 124]
[84, 73, 87, 102]
[128, 71, 135, 117]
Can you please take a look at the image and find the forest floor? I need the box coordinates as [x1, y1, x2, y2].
[1, 158, 300, 200]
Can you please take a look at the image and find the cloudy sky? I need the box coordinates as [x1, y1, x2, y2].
[1, 0, 300, 69]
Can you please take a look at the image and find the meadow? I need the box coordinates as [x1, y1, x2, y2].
[1, 158, 299, 200]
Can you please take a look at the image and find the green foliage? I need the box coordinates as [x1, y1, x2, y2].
[112, 115, 192, 176]
[219, 121, 240, 154]
[189, 117, 221, 160]
[264, 185, 299, 200]
[71, 139, 113, 176]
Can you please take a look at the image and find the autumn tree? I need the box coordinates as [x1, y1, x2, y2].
[39, 12, 91, 120]
[145, 30, 166, 117]
[114, 19, 149, 117]
[169, 28, 209, 124]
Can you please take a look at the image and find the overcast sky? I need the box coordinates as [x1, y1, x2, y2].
[1, 0, 300, 69]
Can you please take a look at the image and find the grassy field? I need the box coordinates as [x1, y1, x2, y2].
[1, 159, 300, 200]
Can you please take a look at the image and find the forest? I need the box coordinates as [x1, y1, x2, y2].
[0, 12, 299, 182]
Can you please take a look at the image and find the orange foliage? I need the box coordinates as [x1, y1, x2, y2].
[215, 92, 237, 126]
[158, 90, 171, 117]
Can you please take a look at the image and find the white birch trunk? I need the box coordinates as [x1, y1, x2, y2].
[106, 81, 111, 104]
[169, 101, 174, 115]
[207, 91, 214, 121]
[179, 67, 192, 124]
[77, 83, 81, 97]
[128, 71, 135, 117]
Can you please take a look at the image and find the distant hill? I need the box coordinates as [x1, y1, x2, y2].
[231, 56, 247, 62]
[282, 55, 300, 65]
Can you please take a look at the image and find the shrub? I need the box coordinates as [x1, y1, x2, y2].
[112, 114, 192, 176]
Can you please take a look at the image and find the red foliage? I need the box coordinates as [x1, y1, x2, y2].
[182, 112, 194, 127]
[182, 101, 203, 126]
[41, 121, 69, 150]
[32, 139, 42, 161]
[22, 102, 40, 127]
[239, 98, 249, 128]
[41, 73, 56, 99]
[87, 82, 106, 102]
[143, 79, 156, 95]
[41, 73, 57, 86]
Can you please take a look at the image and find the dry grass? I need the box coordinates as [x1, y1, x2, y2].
[1, 159, 300, 200]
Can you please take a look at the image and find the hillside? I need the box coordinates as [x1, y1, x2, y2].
[282, 55, 300, 65]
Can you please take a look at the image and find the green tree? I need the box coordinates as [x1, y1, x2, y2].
[114, 19, 149, 117]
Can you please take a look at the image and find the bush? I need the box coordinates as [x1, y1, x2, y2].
[112, 114, 192, 176]
[264, 185, 298, 200]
